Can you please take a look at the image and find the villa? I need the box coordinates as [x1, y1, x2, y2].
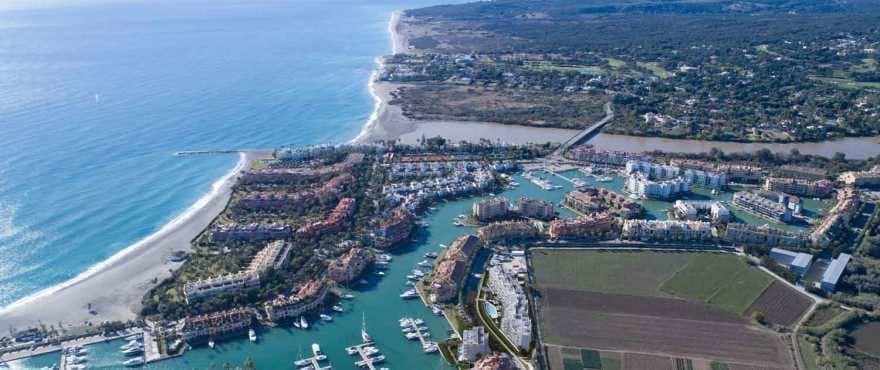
[184, 240, 290, 303]
[838, 166, 880, 186]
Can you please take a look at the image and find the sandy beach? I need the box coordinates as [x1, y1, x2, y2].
[0, 151, 264, 329]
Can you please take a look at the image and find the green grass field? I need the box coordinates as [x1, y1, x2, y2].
[661, 254, 773, 314]
[810, 75, 880, 90]
[637, 61, 672, 79]
[531, 249, 695, 297]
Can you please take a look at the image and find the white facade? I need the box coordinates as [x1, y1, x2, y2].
[458, 326, 490, 362]
[487, 264, 532, 351]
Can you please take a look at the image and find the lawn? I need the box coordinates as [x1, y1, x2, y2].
[637, 61, 672, 79]
[661, 254, 773, 314]
[605, 57, 626, 69]
[531, 249, 695, 297]
[809, 75, 880, 90]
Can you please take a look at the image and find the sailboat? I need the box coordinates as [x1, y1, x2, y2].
[361, 313, 372, 343]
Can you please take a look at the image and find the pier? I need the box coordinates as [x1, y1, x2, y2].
[400, 317, 438, 353]
[174, 149, 241, 156]
[346, 342, 382, 370]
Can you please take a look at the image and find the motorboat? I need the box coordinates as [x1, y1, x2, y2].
[122, 357, 144, 367]
[400, 290, 418, 299]
[405, 332, 419, 340]
[424, 252, 438, 258]
[300, 316, 309, 329]
[208, 340, 215, 349]
[249, 329, 257, 343]
[342, 294, 355, 299]
[431, 305, 443, 316]
[423, 342, 439, 353]
[122, 346, 143, 356]
[331, 305, 344, 312]
[375, 271, 385, 276]
[312, 343, 326, 360]
[320, 314, 333, 322]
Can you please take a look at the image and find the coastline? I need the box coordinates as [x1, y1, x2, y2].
[0, 150, 263, 328]
[353, 11, 579, 145]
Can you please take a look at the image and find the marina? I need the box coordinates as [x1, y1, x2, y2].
[8, 170, 580, 369]
[293, 343, 332, 370]
[399, 317, 439, 354]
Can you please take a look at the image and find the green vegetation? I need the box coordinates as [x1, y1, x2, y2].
[563, 358, 583, 370]
[709, 362, 729, 370]
[600, 355, 621, 370]
[636, 61, 672, 79]
[530, 249, 694, 297]
[661, 254, 773, 314]
[391, 0, 880, 142]
[798, 335, 822, 370]
[580, 349, 601, 369]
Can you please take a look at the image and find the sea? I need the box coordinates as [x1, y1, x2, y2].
[0, 0, 460, 310]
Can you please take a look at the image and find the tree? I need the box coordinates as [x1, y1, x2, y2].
[243, 357, 256, 370]
[751, 310, 765, 324]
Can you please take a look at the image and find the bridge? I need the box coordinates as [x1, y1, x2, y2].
[552, 102, 614, 158]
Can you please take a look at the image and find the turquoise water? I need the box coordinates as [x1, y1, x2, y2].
[0, 0, 464, 309]
[10, 173, 578, 369]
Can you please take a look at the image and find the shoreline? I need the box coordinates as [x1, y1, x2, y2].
[0, 150, 263, 328]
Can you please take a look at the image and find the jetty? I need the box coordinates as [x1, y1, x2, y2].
[346, 316, 384, 370]
[400, 317, 438, 353]
[174, 150, 240, 156]
[294, 343, 331, 370]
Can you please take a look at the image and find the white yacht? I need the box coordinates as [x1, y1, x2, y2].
[248, 329, 257, 343]
[300, 316, 309, 329]
[320, 314, 333, 322]
[122, 357, 144, 367]
[331, 305, 344, 312]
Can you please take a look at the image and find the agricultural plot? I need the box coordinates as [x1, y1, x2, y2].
[851, 322, 880, 358]
[531, 249, 694, 297]
[532, 250, 795, 369]
[660, 254, 773, 314]
[745, 281, 812, 327]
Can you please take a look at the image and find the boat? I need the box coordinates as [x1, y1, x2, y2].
[294, 357, 312, 367]
[375, 271, 385, 276]
[300, 316, 309, 329]
[453, 221, 463, 227]
[249, 329, 257, 343]
[406, 274, 417, 280]
[431, 305, 443, 316]
[438, 244, 447, 249]
[342, 294, 355, 299]
[424, 252, 438, 258]
[320, 314, 333, 322]
[417, 260, 430, 266]
[122, 357, 144, 367]
[411, 269, 424, 277]
[208, 340, 215, 349]
[331, 305, 344, 312]
[66, 356, 87, 364]
[293, 321, 301, 329]
[121, 340, 141, 350]
[423, 343, 439, 353]
[405, 281, 414, 286]
[69, 365, 86, 370]
[122, 346, 143, 356]
[413, 318, 425, 325]
[400, 290, 418, 299]
[405, 332, 419, 340]
[597, 176, 612, 182]
[379, 254, 392, 261]
[361, 314, 373, 343]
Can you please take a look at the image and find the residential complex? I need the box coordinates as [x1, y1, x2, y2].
[838, 166, 880, 187]
[683, 168, 727, 188]
[382, 168, 495, 211]
[563, 187, 642, 219]
[237, 174, 353, 211]
[176, 307, 252, 342]
[810, 187, 860, 247]
[567, 145, 650, 167]
[473, 197, 510, 221]
[723, 223, 807, 249]
[373, 206, 416, 250]
[621, 220, 714, 243]
[477, 221, 542, 243]
[672, 200, 730, 223]
[732, 191, 795, 223]
[458, 326, 490, 362]
[764, 177, 833, 198]
[431, 235, 481, 303]
[264, 279, 329, 322]
[211, 223, 292, 242]
[625, 160, 681, 179]
[486, 262, 532, 351]
[327, 247, 373, 283]
[296, 197, 356, 237]
[514, 197, 555, 221]
[625, 172, 690, 200]
[183, 241, 290, 303]
[548, 212, 616, 240]
[670, 159, 763, 183]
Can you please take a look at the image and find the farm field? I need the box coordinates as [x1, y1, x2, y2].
[660, 253, 774, 314]
[532, 249, 797, 369]
[530, 249, 694, 297]
[745, 281, 813, 327]
[851, 322, 880, 358]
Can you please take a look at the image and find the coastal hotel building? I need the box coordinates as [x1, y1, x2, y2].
[327, 247, 373, 283]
